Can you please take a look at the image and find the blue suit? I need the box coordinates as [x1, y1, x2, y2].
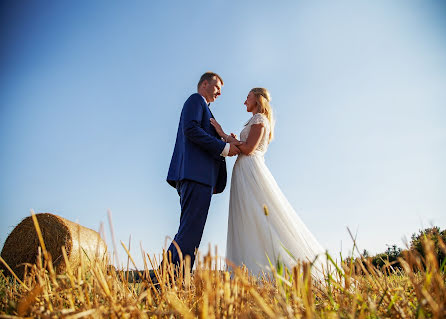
[166, 93, 227, 267]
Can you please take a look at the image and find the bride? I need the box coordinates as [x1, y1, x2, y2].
[211, 88, 326, 278]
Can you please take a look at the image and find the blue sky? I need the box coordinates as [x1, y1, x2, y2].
[1, 1, 445, 268]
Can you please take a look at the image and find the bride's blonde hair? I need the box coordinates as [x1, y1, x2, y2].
[251, 87, 275, 142]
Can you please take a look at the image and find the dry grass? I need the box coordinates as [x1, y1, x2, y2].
[0, 215, 445, 318]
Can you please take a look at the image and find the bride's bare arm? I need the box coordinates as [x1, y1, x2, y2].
[210, 118, 227, 138]
[237, 123, 264, 155]
[210, 118, 239, 142]
[210, 118, 264, 154]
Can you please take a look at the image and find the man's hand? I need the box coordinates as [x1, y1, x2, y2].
[228, 142, 242, 156]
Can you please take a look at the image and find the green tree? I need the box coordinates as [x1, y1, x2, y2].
[370, 245, 402, 269]
[410, 226, 446, 266]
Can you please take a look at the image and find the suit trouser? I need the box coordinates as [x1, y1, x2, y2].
[167, 179, 213, 268]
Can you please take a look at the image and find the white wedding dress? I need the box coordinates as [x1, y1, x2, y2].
[226, 113, 326, 279]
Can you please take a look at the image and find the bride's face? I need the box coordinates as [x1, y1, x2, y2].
[244, 91, 257, 113]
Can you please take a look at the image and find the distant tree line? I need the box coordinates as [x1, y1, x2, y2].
[357, 226, 446, 271]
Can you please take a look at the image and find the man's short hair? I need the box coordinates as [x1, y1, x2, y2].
[197, 72, 224, 90]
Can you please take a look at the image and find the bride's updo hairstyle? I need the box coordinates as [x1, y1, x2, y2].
[250, 87, 275, 142]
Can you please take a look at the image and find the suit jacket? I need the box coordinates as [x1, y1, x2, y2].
[167, 93, 227, 194]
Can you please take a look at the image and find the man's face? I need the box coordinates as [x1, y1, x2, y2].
[203, 77, 222, 103]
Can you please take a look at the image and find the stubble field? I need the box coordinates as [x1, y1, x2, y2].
[1, 239, 445, 318]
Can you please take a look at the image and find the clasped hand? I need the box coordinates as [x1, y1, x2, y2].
[210, 118, 242, 157]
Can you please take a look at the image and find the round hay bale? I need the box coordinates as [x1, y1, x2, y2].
[1, 213, 107, 279]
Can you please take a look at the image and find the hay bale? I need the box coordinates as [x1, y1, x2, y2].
[1, 213, 107, 279]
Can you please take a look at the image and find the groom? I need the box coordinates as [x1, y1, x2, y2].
[166, 72, 240, 269]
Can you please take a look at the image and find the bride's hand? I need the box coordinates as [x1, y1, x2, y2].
[210, 118, 225, 137]
[226, 135, 238, 143]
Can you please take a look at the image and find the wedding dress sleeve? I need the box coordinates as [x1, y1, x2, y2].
[251, 113, 267, 126]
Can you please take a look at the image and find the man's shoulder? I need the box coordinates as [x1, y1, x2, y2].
[184, 93, 205, 107]
[186, 93, 203, 102]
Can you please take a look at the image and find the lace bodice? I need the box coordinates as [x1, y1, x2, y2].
[239, 113, 270, 155]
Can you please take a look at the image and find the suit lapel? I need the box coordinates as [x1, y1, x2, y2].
[200, 97, 219, 137]
[204, 100, 214, 119]
[206, 106, 219, 137]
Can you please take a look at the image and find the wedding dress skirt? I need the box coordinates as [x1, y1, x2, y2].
[226, 153, 326, 279]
